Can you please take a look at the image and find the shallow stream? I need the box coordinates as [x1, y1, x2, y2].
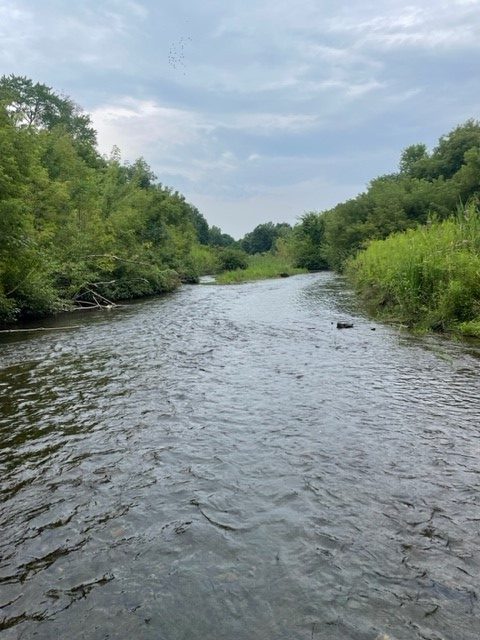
[1, 273, 479, 639]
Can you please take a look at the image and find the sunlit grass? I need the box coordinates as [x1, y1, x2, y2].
[347, 202, 480, 336]
[215, 253, 306, 284]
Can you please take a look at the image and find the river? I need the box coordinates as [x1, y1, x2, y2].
[1, 273, 479, 639]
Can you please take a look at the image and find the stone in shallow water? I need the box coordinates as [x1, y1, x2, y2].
[336, 321, 354, 329]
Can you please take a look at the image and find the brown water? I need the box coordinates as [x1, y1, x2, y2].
[1, 273, 479, 640]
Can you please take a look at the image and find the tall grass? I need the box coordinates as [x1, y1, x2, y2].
[215, 253, 306, 284]
[188, 244, 221, 276]
[347, 202, 480, 336]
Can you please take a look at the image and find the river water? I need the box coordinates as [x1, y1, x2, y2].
[1, 273, 479, 640]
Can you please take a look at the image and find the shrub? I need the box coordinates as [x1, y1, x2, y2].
[218, 248, 248, 271]
[347, 202, 480, 334]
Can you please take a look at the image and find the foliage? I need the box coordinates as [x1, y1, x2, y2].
[291, 120, 480, 272]
[347, 202, 480, 334]
[240, 222, 292, 254]
[208, 225, 236, 247]
[290, 212, 328, 270]
[217, 247, 248, 271]
[0, 76, 231, 324]
[215, 253, 306, 284]
[0, 74, 98, 166]
[188, 244, 221, 275]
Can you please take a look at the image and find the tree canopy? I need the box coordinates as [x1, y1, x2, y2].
[289, 120, 480, 271]
[0, 76, 232, 323]
[240, 222, 291, 254]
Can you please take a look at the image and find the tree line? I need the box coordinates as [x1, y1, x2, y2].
[0, 75, 237, 323]
[233, 120, 480, 334]
[288, 120, 480, 271]
[3, 74, 479, 332]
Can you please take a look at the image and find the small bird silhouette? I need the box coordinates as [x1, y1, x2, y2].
[168, 35, 192, 74]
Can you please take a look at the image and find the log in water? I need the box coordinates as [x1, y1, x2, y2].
[1, 273, 479, 639]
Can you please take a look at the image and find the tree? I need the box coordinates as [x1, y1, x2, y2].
[241, 222, 292, 254]
[0, 74, 98, 164]
[217, 247, 248, 271]
[432, 119, 480, 179]
[208, 226, 236, 247]
[187, 206, 210, 244]
[399, 144, 428, 175]
[291, 212, 328, 270]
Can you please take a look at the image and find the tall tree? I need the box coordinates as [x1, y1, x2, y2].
[0, 75, 98, 164]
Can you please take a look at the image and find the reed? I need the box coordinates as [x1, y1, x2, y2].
[347, 202, 480, 336]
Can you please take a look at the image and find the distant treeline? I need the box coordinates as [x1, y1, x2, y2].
[3, 74, 480, 333]
[284, 119, 480, 334]
[0, 75, 238, 323]
[234, 120, 480, 334]
[288, 120, 480, 272]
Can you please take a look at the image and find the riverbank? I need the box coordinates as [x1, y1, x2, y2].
[347, 203, 480, 338]
[0, 257, 303, 329]
[215, 253, 307, 284]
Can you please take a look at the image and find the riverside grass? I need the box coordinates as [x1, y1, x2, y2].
[347, 203, 480, 337]
[215, 254, 306, 284]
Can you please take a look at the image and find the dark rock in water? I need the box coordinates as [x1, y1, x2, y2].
[279, 272, 290, 278]
[336, 321, 354, 329]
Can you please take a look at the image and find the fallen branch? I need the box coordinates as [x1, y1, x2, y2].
[74, 287, 116, 309]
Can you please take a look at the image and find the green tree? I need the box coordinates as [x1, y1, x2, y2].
[241, 222, 292, 254]
[291, 212, 328, 270]
[0, 74, 98, 165]
[208, 226, 236, 247]
[399, 144, 428, 175]
[218, 247, 248, 271]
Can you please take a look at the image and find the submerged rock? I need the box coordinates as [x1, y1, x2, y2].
[336, 321, 354, 329]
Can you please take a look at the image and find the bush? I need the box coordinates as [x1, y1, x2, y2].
[218, 248, 248, 271]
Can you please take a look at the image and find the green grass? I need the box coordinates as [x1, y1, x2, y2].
[347, 202, 480, 336]
[215, 253, 307, 284]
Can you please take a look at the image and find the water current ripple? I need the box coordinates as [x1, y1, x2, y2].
[1, 273, 479, 639]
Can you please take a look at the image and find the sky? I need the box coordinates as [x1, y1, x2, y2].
[1, 0, 479, 237]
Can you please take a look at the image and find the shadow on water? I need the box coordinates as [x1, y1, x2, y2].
[1, 272, 479, 639]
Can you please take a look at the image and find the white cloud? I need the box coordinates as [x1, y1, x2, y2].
[2, 0, 480, 234]
[328, 2, 480, 51]
[229, 112, 319, 133]
[0, 1, 36, 64]
[92, 96, 325, 166]
[91, 98, 211, 160]
[188, 175, 364, 238]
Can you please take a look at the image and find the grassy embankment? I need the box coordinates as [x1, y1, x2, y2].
[215, 253, 307, 284]
[347, 203, 480, 337]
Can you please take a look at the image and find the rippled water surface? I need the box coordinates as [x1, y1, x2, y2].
[1, 273, 480, 640]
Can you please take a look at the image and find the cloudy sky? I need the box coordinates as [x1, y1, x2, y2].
[1, 0, 479, 236]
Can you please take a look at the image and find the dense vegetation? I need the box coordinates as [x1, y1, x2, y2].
[240, 222, 292, 255]
[289, 120, 480, 272]
[285, 120, 480, 334]
[215, 253, 306, 284]
[3, 74, 479, 334]
[0, 76, 234, 324]
[347, 203, 480, 335]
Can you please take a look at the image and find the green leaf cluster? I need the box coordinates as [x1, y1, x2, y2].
[347, 202, 480, 335]
[290, 120, 480, 272]
[240, 222, 292, 255]
[0, 76, 225, 324]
